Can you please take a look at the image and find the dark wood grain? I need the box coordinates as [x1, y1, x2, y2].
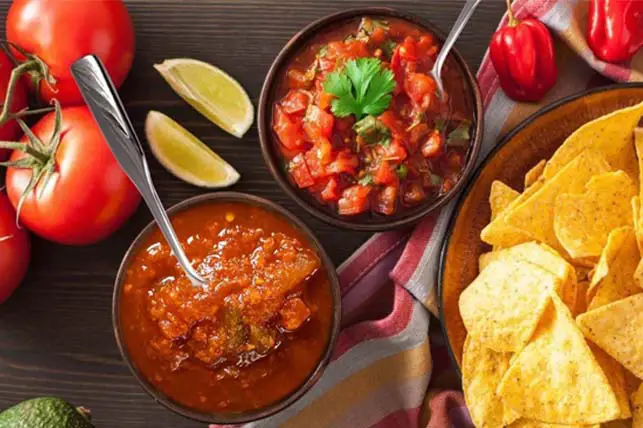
[0, 1, 505, 426]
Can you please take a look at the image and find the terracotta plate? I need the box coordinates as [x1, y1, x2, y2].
[438, 83, 643, 375]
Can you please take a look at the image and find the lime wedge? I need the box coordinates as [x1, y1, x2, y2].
[145, 111, 240, 188]
[154, 58, 254, 138]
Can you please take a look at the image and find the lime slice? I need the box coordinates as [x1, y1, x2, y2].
[154, 58, 254, 138]
[145, 111, 240, 188]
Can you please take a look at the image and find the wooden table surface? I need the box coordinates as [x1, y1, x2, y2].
[0, 1, 505, 426]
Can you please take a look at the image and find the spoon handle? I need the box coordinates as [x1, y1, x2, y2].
[433, 0, 483, 80]
[71, 55, 206, 286]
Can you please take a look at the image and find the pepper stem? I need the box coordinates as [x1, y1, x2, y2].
[506, 0, 519, 27]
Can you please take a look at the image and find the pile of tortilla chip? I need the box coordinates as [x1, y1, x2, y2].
[460, 101, 643, 427]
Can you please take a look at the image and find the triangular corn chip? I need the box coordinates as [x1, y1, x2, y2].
[586, 227, 640, 311]
[462, 334, 515, 427]
[633, 384, 643, 428]
[590, 343, 631, 419]
[543, 101, 643, 183]
[490, 180, 520, 221]
[501, 151, 611, 253]
[498, 296, 621, 424]
[577, 294, 643, 379]
[459, 259, 559, 352]
[524, 159, 546, 189]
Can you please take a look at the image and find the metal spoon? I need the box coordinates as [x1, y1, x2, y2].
[431, 0, 483, 98]
[71, 55, 208, 287]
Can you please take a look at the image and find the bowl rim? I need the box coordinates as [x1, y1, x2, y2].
[437, 81, 643, 378]
[257, 6, 484, 232]
[112, 191, 342, 424]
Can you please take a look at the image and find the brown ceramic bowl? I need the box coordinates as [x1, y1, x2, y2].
[438, 83, 643, 375]
[112, 192, 341, 424]
[258, 7, 483, 231]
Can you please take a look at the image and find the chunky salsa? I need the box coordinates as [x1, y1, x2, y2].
[119, 201, 334, 413]
[273, 17, 475, 216]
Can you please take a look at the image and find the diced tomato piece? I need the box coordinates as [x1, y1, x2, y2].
[409, 123, 430, 147]
[405, 73, 436, 110]
[344, 40, 370, 58]
[421, 130, 444, 158]
[281, 89, 311, 115]
[378, 111, 406, 140]
[338, 185, 371, 216]
[289, 154, 315, 188]
[273, 105, 305, 151]
[326, 41, 347, 58]
[385, 140, 408, 161]
[402, 182, 426, 206]
[370, 27, 387, 45]
[373, 161, 397, 186]
[441, 177, 456, 193]
[318, 91, 334, 110]
[445, 150, 464, 170]
[390, 47, 404, 93]
[320, 176, 340, 201]
[319, 56, 336, 72]
[375, 185, 398, 215]
[416, 34, 437, 57]
[303, 105, 335, 141]
[327, 150, 359, 175]
[334, 116, 355, 133]
[280, 297, 311, 331]
[287, 69, 312, 89]
[398, 37, 417, 61]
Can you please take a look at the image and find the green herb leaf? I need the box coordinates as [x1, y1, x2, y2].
[435, 118, 446, 132]
[353, 115, 390, 145]
[396, 164, 408, 180]
[358, 174, 374, 186]
[382, 39, 397, 58]
[447, 120, 471, 147]
[430, 173, 443, 187]
[323, 58, 396, 119]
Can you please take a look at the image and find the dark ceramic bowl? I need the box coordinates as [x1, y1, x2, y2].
[258, 7, 483, 231]
[437, 83, 643, 376]
[112, 192, 341, 424]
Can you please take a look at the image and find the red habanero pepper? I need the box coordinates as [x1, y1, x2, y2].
[587, 0, 643, 63]
[489, 0, 558, 103]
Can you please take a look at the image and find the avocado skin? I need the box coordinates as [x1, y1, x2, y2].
[0, 397, 93, 428]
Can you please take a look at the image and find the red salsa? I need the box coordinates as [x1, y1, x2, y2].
[272, 17, 474, 216]
[119, 201, 334, 413]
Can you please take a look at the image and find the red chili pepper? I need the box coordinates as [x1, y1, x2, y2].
[489, 0, 558, 102]
[587, 0, 643, 63]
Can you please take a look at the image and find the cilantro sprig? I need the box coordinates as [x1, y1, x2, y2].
[323, 58, 396, 120]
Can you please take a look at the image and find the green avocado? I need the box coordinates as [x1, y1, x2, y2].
[0, 397, 93, 428]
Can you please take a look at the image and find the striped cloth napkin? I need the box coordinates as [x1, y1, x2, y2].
[214, 0, 643, 426]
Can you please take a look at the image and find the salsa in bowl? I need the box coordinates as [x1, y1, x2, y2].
[259, 8, 482, 230]
[113, 193, 340, 424]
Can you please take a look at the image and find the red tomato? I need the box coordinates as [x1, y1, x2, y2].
[421, 130, 444, 158]
[6, 0, 135, 106]
[5, 107, 140, 245]
[281, 90, 311, 115]
[289, 153, 315, 188]
[273, 106, 304, 151]
[405, 73, 436, 110]
[0, 51, 28, 161]
[303, 105, 334, 141]
[0, 192, 30, 303]
[327, 150, 359, 175]
[373, 161, 397, 186]
[338, 185, 371, 216]
[374, 185, 398, 215]
[320, 177, 340, 201]
[398, 37, 417, 61]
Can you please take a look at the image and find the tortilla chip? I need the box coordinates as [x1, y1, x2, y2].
[633, 384, 643, 428]
[626, 370, 642, 396]
[586, 227, 640, 311]
[543, 101, 643, 183]
[634, 126, 643, 197]
[498, 296, 621, 424]
[482, 181, 545, 250]
[459, 258, 559, 352]
[635, 259, 643, 290]
[508, 420, 599, 428]
[590, 344, 631, 419]
[525, 159, 546, 189]
[554, 171, 636, 260]
[577, 293, 643, 379]
[500, 151, 612, 253]
[603, 420, 633, 428]
[462, 334, 514, 427]
[490, 180, 520, 221]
